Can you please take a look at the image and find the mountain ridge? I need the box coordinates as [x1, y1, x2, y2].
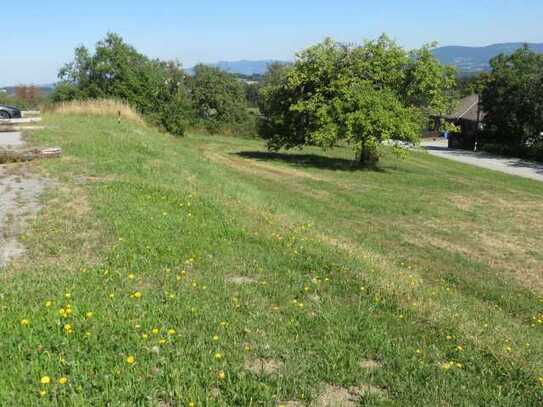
[187, 42, 543, 76]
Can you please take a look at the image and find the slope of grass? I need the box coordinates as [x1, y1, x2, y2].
[1, 113, 542, 406]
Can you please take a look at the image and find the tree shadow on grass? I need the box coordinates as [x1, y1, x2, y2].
[235, 151, 386, 172]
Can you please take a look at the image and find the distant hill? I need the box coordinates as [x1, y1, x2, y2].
[187, 43, 543, 77]
[432, 42, 543, 74]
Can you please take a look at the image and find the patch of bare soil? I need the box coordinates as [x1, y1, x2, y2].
[359, 359, 383, 370]
[277, 401, 304, 407]
[0, 164, 47, 268]
[244, 357, 283, 376]
[226, 275, 258, 285]
[314, 383, 387, 406]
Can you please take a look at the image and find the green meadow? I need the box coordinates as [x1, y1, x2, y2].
[1, 112, 542, 406]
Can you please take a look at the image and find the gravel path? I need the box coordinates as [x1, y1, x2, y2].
[422, 139, 543, 183]
[0, 131, 25, 147]
[0, 131, 47, 268]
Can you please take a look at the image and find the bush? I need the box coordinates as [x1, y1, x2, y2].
[481, 46, 543, 155]
[187, 64, 253, 135]
[50, 33, 192, 136]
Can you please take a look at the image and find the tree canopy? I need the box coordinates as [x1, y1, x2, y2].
[51, 33, 192, 136]
[258, 36, 456, 166]
[187, 65, 250, 133]
[481, 46, 543, 151]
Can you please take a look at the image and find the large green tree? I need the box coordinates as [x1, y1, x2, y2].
[52, 33, 192, 136]
[259, 36, 456, 166]
[188, 64, 250, 133]
[482, 46, 543, 149]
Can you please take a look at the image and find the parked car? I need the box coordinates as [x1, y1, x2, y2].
[0, 104, 22, 119]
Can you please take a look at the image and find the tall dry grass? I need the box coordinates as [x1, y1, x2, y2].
[48, 99, 145, 125]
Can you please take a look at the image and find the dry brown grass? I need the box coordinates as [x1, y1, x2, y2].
[48, 99, 145, 125]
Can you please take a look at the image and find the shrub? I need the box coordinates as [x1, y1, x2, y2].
[482, 46, 543, 153]
[187, 64, 253, 135]
[50, 33, 192, 136]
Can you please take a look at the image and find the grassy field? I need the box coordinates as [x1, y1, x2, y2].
[1, 111, 543, 406]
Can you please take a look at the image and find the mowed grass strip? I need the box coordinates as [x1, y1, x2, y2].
[0, 113, 542, 405]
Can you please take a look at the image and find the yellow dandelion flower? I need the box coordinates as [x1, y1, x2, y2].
[39, 390, 47, 397]
[212, 335, 219, 341]
[40, 376, 51, 385]
[65, 293, 71, 299]
[45, 301, 52, 308]
[168, 329, 176, 336]
[85, 312, 94, 319]
[128, 273, 135, 280]
[85, 331, 91, 337]
[64, 324, 73, 334]
[20, 319, 30, 326]
[142, 333, 149, 339]
[132, 291, 142, 299]
[218, 370, 226, 380]
[152, 328, 160, 335]
[159, 339, 167, 345]
[214, 352, 223, 360]
[126, 355, 135, 365]
[244, 345, 251, 352]
[58, 377, 68, 385]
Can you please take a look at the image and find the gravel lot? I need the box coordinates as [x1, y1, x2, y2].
[0, 131, 47, 268]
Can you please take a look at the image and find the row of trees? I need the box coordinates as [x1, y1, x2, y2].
[52, 33, 252, 136]
[52, 33, 465, 166]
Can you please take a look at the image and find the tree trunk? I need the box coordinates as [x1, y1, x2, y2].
[353, 145, 379, 168]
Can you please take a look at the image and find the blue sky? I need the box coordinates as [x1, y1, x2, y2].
[1, 0, 542, 86]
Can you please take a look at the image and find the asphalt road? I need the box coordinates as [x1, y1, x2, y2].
[421, 139, 543, 183]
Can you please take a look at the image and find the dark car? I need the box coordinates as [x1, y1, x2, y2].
[0, 104, 22, 119]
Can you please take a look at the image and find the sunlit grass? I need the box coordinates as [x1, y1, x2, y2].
[0, 113, 542, 405]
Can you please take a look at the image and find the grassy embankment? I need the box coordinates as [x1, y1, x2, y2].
[1, 105, 543, 405]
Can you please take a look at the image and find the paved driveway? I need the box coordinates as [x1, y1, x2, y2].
[421, 139, 543, 183]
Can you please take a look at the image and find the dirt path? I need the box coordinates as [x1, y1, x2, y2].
[422, 139, 543, 182]
[0, 131, 47, 268]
